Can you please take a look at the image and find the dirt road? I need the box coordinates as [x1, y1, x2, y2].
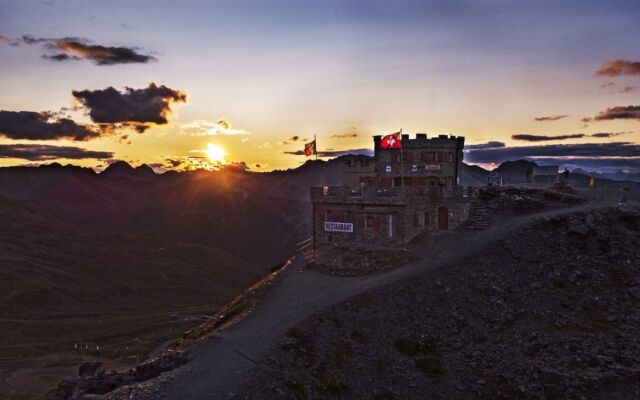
[109, 192, 620, 399]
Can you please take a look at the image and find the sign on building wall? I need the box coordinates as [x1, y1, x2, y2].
[425, 164, 441, 171]
[324, 221, 354, 233]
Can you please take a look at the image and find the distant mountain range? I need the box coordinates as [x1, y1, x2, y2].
[570, 168, 640, 183]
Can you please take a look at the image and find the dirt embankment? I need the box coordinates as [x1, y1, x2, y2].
[240, 207, 640, 399]
[476, 186, 585, 214]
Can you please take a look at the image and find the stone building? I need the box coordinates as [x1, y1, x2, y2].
[527, 165, 560, 185]
[310, 133, 471, 254]
[373, 133, 465, 190]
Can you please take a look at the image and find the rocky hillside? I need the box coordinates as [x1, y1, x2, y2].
[0, 164, 310, 399]
[240, 207, 640, 399]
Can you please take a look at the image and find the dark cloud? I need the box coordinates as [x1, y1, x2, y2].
[512, 132, 628, 141]
[512, 134, 585, 142]
[284, 148, 373, 157]
[55, 41, 155, 66]
[464, 141, 505, 150]
[4, 35, 155, 65]
[0, 143, 112, 161]
[157, 156, 217, 171]
[619, 85, 637, 93]
[524, 157, 640, 173]
[464, 142, 640, 165]
[44, 53, 77, 61]
[590, 132, 626, 138]
[593, 105, 640, 121]
[222, 161, 250, 171]
[596, 60, 640, 77]
[217, 118, 230, 130]
[280, 135, 303, 145]
[534, 115, 568, 122]
[331, 127, 359, 138]
[72, 83, 187, 132]
[0, 110, 100, 141]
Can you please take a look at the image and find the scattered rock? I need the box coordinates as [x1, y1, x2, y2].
[46, 352, 188, 400]
[238, 208, 640, 400]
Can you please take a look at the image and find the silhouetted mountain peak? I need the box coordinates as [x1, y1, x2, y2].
[495, 159, 537, 173]
[134, 164, 156, 177]
[102, 161, 134, 175]
[36, 162, 96, 175]
[101, 161, 156, 179]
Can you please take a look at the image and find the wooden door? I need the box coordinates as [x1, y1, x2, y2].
[437, 207, 448, 230]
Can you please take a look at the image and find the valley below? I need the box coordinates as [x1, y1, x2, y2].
[0, 163, 310, 399]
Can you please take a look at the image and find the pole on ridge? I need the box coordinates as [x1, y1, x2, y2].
[400, 128, 404, 188]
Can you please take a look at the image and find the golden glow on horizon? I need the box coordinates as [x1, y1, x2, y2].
[206, 143, 227, 164]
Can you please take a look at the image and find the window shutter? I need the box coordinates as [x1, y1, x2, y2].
[374, 216, 381, 230]
[421, 151, 427, 162]
[404, 152, 413, 162]
[356, 216, 365, 229]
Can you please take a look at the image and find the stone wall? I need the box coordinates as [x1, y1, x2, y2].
[373, 133, 465, 190]
[424, 200, 471, 231]
[340, 155, 376, 188]
[312, 202, 407, 247]
[312, 197, 470, 253]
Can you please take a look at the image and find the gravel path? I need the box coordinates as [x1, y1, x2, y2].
[110, 191, 616, 399]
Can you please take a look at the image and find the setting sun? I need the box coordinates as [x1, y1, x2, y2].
[206, 143, 227, 164]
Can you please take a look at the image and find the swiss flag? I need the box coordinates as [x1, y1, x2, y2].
[380, 131, 402, 149]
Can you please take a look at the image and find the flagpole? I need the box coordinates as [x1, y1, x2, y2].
[314, 134, 319, 187]
[400, 128, 404, 188]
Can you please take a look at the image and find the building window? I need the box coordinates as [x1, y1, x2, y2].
[426, 152, 435, 162]
[365, 215, 375, 229]
[447, 152, 454, 162]
[411, 164, 418, 172]
[325, 209, 332, 221]
[323, 186, 329, 195]
[385, 165, 392, 173]
[344, 210, 352, 222]
[414, 211, 425, 226]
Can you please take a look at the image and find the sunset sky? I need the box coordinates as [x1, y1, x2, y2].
[0, 0, 639, 173]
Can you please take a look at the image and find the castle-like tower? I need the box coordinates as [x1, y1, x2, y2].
[373, 133, 465, 191]
[310, 133, 471, 254]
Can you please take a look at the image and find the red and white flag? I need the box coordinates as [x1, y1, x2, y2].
[304, 140, 316, 156]
[380, 131, 402, 149]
